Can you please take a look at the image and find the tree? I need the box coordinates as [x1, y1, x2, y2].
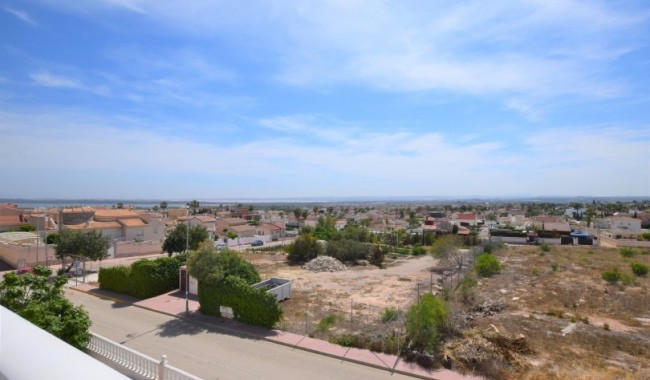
[406, 293, 448, 352]
[116, 202, 124, 209]
[55, 229, 112, 272]
[160, 201, 168, 216]
[431, 235, 464, 275]
[286, 233, 322, 263]
[0, 266, 92, 349]
[162, 224, 209, 256]
[45, 233, 59, 245]
[188, 242, 260, 284]
[187, 200, 200, 215]
[314, 216, 338, 240]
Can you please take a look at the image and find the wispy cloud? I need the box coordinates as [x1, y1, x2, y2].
[0, 108, 648, 197]
[4, 7, 37, 26]
[41, 1, 648, 118]
[30, 71, 110, 95]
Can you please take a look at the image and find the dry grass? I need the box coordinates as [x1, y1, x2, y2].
[241, 246, 650, 379]
[453, 245, 650, 379]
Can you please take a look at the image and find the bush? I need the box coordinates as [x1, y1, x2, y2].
[630, 263, 649, 277]
[475, 254, 501, 277]
[99, 255, 186, 299]
[286, 233, 322, 263]
[405, 294, 448, 353]
[412, 245, 427, 256]
[539, 243, 551, 253]
[317, 314, 339, 331]
[620, 273, 637, 286]
[458, 273, 478, 304]
[326, 239, 372, 262]
[641, 232, 650, 241]
[381, 307, 399, 323]
[620, 247, 637, 257]
[551, 262, 558, 272]
[601, 268, 622, 284]
[199, 275, 282, 329]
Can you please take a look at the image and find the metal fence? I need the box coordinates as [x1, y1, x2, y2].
[87, 332, 202, 380]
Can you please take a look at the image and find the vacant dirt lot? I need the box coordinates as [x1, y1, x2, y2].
[242, 252, 439, 331]
[242, 245, 650, 379]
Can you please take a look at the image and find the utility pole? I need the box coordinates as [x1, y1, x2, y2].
[185, 219, 190, 317]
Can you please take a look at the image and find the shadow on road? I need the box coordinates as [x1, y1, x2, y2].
[156, 317, 207, 337]
[156, 313, 271, 342]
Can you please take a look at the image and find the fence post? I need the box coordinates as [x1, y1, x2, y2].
[158, 354, 168, 380]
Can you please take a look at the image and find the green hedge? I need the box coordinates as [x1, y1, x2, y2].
[199, 276, 282, 329]
[99, 256, 186, 299]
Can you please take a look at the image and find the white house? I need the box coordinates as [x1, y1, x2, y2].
[608, 217, 642, 232]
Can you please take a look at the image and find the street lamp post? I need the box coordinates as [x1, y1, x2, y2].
[185, 216, 190, 317]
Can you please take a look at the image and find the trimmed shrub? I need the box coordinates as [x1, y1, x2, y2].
[99, 256, 186, 299]
[198, 275, 282, 329]
[631, 263, 649, 277]
[475, 254, 501, 277]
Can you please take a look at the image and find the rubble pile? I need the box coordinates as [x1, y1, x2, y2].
[303, 256, 348, 272]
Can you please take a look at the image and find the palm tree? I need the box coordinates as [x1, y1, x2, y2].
[187, 200, 200, 215]
[159, 201, 168, 217]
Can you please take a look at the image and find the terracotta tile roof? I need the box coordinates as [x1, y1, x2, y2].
[261, 223, 283, 231]
[191, 216, 216, 223]
[0, 215, 22, 226]
[534, 216, 563, 223]
[118, 218, 147, 227]
[231, 224, 255, 233]
[457, 213, 477, 220]
[220, 218, 248, 226]
[65, 221, 121, 230]
[94, 209, 140, 219]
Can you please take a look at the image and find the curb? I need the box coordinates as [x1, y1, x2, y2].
[71, 286, 447, 380]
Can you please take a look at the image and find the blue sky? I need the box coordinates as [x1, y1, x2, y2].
[1, 0, 649, 200]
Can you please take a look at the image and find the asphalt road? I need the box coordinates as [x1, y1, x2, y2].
[66, 290, 413, 380]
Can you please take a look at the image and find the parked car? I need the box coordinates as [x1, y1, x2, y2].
[251, 240, 264, 247]
[215, 242, 228, 250]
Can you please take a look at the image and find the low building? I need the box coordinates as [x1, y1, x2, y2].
[256, 223, 286, 241]
[608, 216, 642, 232]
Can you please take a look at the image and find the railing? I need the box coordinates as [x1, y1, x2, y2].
[88, 332, 202, 380]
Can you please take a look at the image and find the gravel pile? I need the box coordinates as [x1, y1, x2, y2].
[303, 256, 348, 272]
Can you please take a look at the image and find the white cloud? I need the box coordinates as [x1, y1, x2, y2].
[4, 7, 37, 26]
[30, 71, 110, 95]
[0, 109, 647, 197]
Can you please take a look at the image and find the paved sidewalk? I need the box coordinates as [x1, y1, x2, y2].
[70, 283, 482, 380]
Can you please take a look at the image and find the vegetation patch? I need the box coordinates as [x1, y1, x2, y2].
[475, 254, 501, 277]
[99, 255, 187, 299]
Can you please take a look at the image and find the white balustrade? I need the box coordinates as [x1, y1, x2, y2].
[88, 332, 202, 380]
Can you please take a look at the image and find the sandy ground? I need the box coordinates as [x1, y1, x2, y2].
[245, 253, 440, 318]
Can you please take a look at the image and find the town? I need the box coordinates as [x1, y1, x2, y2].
[2, 1, 649, 379]
[1, 198, 649, 379]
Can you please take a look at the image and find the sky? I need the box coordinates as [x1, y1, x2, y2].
[1, 0, 649, 200]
